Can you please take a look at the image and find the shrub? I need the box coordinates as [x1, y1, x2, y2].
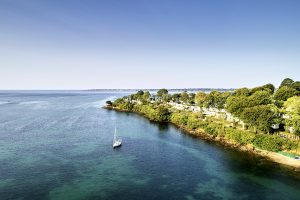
[225, 128, 255, 144]
[155, 105, 171, 122]
[283, 140, 299, 151]
[113, 98, 124, 106]
[253, 134, 284, 152]
[170, 112, 189, 126]
[204, 123, 222, 136]
[119, 101, 134, 111]
[138, 105, 157, 121]
[187, 114, 201, 129]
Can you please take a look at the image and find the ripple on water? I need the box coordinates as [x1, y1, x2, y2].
[48, 155, 150, 200]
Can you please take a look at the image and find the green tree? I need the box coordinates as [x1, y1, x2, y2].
[284, 96, 300, 114]
[204, 90, 222, 108]
[156, 105, 171, 122]
[240, 105, 279, 133]
[170, 111, 189, 125]
[141, 91, 151, 103]
[180, 91, 189, 104]
[171, 93, 181, 103]
[157, 89, 168, 97]
[253, 134, 284, 151]
[280, 78, 294, 88]
[292, 81, 300, 91]
[274, 86, 299, 101]
[265, 84, 275, 94]
[251, 84, 275, 94]
[226, 95, 249, 116]
[284, 96, 300, 135]
[119, 101, 134, 111]
[189, 93, 196, 105]
[157, 88, 169, 102]
[233, 88, 251, 96]
[113, 98, 124, 106]
[248, 90, 272, 107]
[195, 91, 207, 107]
[136, 90, 144, 96]
[215, 91, 231, 109]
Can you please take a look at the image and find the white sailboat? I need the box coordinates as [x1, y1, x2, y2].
[113, 127, 122, 148]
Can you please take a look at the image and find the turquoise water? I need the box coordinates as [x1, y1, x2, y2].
[1, 91, 300, 200]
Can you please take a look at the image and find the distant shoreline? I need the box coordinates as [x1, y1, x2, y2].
[0, 88, 235, 92]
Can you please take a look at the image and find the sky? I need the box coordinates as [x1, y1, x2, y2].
[0, 0, 299, 89]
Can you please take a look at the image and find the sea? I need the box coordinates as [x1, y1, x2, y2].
[1, 91, 300, 200]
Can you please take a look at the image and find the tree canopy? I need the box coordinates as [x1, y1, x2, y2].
[157, 89, 168, 97]
[251, 84, 275, 94]
[240, 105, 280, 133]
[274, 86, 299, 101]
[195, 92, 207, 107]
[280, 78, 294, 88]
[284, 96, 300, 135]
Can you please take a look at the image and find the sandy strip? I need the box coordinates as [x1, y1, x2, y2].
[255, 149, 300, 169]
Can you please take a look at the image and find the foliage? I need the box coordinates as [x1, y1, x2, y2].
[274, 86, 299, 101]
[171, 93, 181, 103]
[170, 111, 208, 130]
[226, 90, 272, 118]
[225, 128, 255, 144]
[141, 91, 151, 104]
[217, 92, 231, 109]
[170, 111, 189, 126]
[251, 84, 275, 94]
[203, 91, 230, 109]
[248, 90, 272, 106]
[204, 123, 222, 136]
[189, 93, 196, 105]
[285, 115, 300, 135]
[284, 96, 300, 114]
[280, 78, 294, 88]
[136, 90, 144, 96]
[137, 104, 157, 120]
[156, 105, 171, 122]
[186, 113, 205, 129]
[284, 97, 300, 135]
[156, 89, 170, 102]
[253, 134, 285, 152]
[240, 105, 279, 133]
[292, 81, 300, 91]
[113, 98, 124, 106]
[157, 88, 168, 97]
[118, 101, 134, 110]
[180, 91, 190, 104]
[232, 88, 251, 96]
[226, 95, 249, 116]
[195, 91, 207, 107]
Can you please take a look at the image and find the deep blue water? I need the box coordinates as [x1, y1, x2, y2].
[1, 91, 300, 200]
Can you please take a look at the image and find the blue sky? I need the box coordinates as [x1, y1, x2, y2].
[0, 0, 299, 89]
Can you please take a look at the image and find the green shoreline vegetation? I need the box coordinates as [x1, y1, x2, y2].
[105, 78, 300, 168]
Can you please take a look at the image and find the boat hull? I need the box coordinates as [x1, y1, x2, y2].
[113, 139, 122, 148]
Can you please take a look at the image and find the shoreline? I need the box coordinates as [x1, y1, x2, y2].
[104, 105, 300, 170]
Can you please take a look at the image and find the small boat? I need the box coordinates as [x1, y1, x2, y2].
[113, 127, 122, 148]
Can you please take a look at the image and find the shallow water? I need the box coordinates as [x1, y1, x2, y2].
[1, 91, 300, 200]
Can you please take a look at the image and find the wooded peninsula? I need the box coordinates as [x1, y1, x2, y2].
[105, 78, 300, 169]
